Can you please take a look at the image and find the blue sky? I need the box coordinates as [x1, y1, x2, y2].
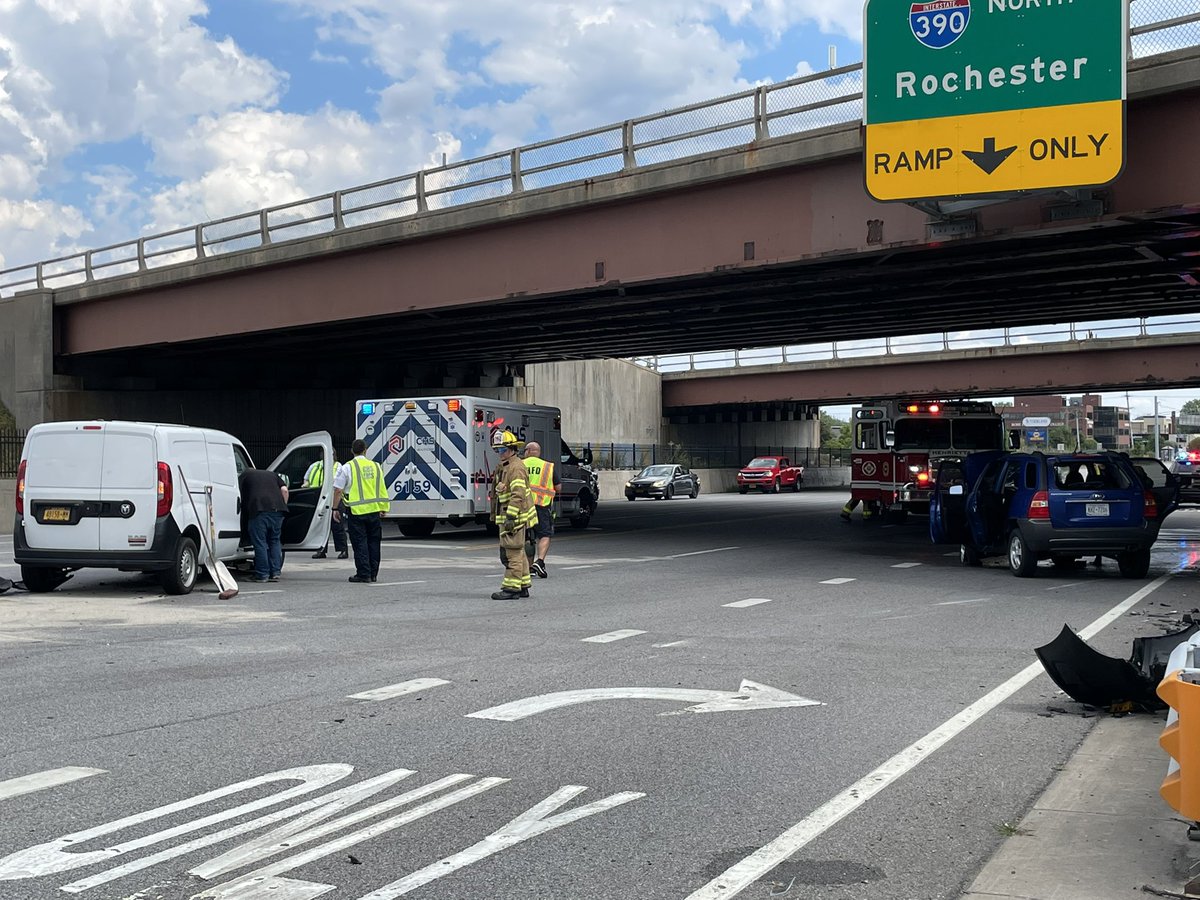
[0, 0, 865, 271]
[0, 0, 1193, 420]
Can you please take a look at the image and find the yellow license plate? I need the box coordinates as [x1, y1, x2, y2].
[42, 507, 71, 522]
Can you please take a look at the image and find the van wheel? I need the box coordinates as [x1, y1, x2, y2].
[397, 518, 436, 538]
[959, 544, 982, 567]
[1007, 530, 1038, 577]
[1118, 549, 1151, 579]
[21, 565, 69, 593]
[161, 536, 199, 595]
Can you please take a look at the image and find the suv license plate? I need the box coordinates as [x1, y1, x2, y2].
[42, 507, 71, 523]
[1085, 503, 1109, 517]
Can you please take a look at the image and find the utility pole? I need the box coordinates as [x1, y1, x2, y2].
[1154, 396, 1161, 460]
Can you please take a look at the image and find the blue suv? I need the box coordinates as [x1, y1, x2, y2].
[930, 451, 1178, 578]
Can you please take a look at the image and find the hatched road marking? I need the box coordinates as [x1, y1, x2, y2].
[723, 598, 773, 609]
[820, 578, 856, 585]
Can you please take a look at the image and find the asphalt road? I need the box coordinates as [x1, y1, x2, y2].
[2, 489, 1198, 900]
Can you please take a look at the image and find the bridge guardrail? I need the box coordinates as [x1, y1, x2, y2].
[1, 0, 1196, 300]
[634, 312, 1200, 374]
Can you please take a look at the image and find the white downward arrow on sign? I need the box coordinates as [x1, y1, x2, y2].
[466, 679, 822, 722]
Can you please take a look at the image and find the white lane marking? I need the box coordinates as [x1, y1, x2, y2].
[665, 547, 739, 559]
[467, 680, 822, 721]
[346, 678, 450, 702]
[356, 786, 645, 900]
[0, 767, 105, 802]
[891, 562, 921, 569]
[65, 770, 419, 893]
[238, 590, 284, 596]
[1047, 582, 1084, 591]
[723, 598, 773, 609]
[820, 578, 856, 585]
[943, 552, 958, 557]
[385, 543, 469, 550]
[562, 565, 599, 570]
[684, 570, 1181, 900]
[936, 598, 990, 606]
[0, 765, 353, 880]
[581, 629, 646, 644]
[193, 777, 508, 898]
[652, 640, 690, 648]
[371, 581, 427, 587]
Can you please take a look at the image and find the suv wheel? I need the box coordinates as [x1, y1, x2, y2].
[1007, 530, 1038, 577]
[1118, 549, 1151, 579]
[959, 543, 982, 567]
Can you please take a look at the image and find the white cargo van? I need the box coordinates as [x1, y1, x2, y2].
[13, 422, 333, 594]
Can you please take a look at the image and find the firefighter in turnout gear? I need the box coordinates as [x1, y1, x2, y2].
[490, 429, 537, 600]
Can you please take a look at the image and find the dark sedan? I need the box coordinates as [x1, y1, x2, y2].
[624, 465, 700, 501]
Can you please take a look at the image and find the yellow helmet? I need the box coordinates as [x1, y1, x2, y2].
[491, 429, 521, 450]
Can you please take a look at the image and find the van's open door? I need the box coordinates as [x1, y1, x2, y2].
[268, 432, 334, 550]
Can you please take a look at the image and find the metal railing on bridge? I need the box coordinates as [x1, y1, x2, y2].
[634, 312, 1200, 374]
[584, 443, 850, 471]
[1, 0, 1196, 300]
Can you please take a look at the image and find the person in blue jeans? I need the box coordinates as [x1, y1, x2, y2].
[239, 466, 289, 583]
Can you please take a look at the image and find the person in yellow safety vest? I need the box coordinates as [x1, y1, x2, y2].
[331, 439, 389, 583]
[523, 441, 561, 579]
[305, 453, 348, 559]
[490, 429, 537, 600]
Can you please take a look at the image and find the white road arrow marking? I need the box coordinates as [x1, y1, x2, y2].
[466, 680, 821, 722]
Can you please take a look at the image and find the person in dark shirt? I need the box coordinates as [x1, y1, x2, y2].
[239, 467, 289, 583]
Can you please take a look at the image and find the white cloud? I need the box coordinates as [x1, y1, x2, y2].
[0, 0, 865, 270]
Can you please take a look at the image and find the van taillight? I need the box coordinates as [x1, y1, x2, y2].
[1027, 491, 1050, 519]
[1144, 491, 1157, 517]
[157, 462, 172, 517]
[15, 460, 26, 516]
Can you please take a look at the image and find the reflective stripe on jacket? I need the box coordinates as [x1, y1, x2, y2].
[523, 457, 556, 507]
[345, 457, 389, 515]
[493, 456, 537, 526]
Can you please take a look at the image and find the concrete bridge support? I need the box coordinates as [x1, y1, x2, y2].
[664, 403, 820, 452]
[0, 290, 77, 430]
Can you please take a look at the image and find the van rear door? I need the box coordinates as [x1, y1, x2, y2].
[97, 426, 161, 553]
[21, 425, 104, 551]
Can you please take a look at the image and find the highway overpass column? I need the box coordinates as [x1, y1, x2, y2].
[3, 290, 58, 429]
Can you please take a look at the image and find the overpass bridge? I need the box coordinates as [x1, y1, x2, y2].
[652, 315, 1200, 411]
[0, 2, 1198, 437]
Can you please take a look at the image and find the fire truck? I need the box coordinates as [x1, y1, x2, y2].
[849, 399, 1009, 520]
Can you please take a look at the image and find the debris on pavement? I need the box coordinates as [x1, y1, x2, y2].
[1035, 622, 1200, 713]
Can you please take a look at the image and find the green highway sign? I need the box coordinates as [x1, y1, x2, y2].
[863, 0, 1127, 200]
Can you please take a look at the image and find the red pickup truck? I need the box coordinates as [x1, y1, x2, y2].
[737, 456, 805, 493]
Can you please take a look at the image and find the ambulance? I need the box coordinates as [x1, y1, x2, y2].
[355, 396, 599, 537]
